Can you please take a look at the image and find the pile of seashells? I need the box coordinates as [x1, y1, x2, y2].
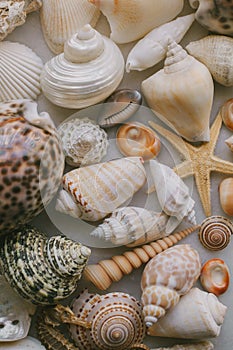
[1, 1, 233, 350]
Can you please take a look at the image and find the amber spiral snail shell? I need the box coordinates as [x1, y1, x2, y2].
[199, 216, 233, 251]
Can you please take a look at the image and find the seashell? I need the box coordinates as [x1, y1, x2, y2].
[1, 336, 46, 349]
[220, 98, 233, 131]
[56, 157, 146, 222]
[40, 0, 100, 54]
[0, 275, 36, 342]
[225, 135, 233, 152]
[41, 24, 124, 109]
[186, 35, 233, 87]
[152, 341, 214, 350]
[148, 287, 227, 338]
[0, 225, 91, 305]
[0, 0, 42, 41]
[150, 160, 196, 234]
[0, 100, 64, 235]
[98, 89, 142, 128]
[90, 206, 169, 246]
[200, 258, 230, 296]
[219, 177, 233, 215]
[141, 40, 214, 142]
[89, 0, 184, 44]
[189, 0, 233, 36]
[58, 117, 108, 167]
[0, 41, 43, 102]
[69, 289, 146, 350]
[199, 215, 233, 250]
[117, 123, 161, 160]
[126, 14, 195, 72]
[84, 226, 199, 290]
[141, 244, 201, 327]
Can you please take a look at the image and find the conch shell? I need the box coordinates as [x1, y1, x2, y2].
[41, 24, 124, 109]
[186, 35, 233, 87]
[148, 287, 227, 339]
[89, 0, 184, 44]
[56, 157, 146, 222]
[141, 244, 201, 327]
[126, 14, 195, 72]
[150, 160, 196, 234]
[152, 342, 214, 350]
[141, 41, 214, 142]
[91, 206, 169, 246]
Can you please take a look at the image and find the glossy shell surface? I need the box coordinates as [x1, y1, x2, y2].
[219, 177, 233, 215]
[221, 98, 233, 131]
[200, 258, 230, 295]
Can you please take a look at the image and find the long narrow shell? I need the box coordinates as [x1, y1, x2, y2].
[152, 341, 214, 350]
[84, 226, 199, 290]
[56, 157, 146, 222]
[186, 35, 233, 86]
[126, 14, 195, 72]
[91, 207, 169, 246]
[89, 0, 184, 44]
[0, 41, 43, 102]
[150, 160, 196, 233]
[148, 287, 227, 339]
[141, 245, 201, 327]
[40, 0, 100, 54]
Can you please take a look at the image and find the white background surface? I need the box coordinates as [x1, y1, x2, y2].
[5, 0, 233, 348]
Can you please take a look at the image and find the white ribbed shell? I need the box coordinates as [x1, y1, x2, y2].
[0, 41, 43, 102]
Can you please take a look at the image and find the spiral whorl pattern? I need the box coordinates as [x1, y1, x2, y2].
[199, 216, 233, 251]
[84, 226, 199, 290]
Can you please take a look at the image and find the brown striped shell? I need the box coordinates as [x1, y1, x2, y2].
[199, 216, 233, 251]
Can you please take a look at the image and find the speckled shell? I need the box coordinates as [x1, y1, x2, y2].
[141, 244, 201, 327]
[221, 98, 233, 131]
[186, 35, 233, 86]
[0, 226, 91, 305]
[199, 215, 233, 250]
[56, 157, 146, 221]
[0, 100, 64, 235]
[189, 0, 233, 36]
[91, 206, 169, 246]
[58, 117, 108, 167]
[153, 341, 214, 350]
[150, 160, 196, 234]
[200, 258, 230, 295]
[70, 289, 146, 350]
[219, 178, 233, 215]
[148, 287, 227, 339]
[0, 275, 36, 342]
[1, 336, 46, 349]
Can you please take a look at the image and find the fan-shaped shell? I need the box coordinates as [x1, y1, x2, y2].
[141, 244, 201, 327]
[58, 117, 108, 167]
[41, 24, 124, 109]
[1, 336, 46, 349]
[221, 98, 233, 131]
[199, 216, 233, 250]
[40, 0, 100, 54]
[117, 123, 161, 160]
[0, 226, 91, 305]
[0, 100, 64, 235]
[0, 41, 43, 102]
[70, 289, 145, 350]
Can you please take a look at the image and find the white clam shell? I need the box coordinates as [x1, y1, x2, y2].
[0, 41, 43, 102]
[41, 24, 124, 109]
[40, 0, 100, 54]
[1, 336, 46, 349]
[126, 14, 195, 72]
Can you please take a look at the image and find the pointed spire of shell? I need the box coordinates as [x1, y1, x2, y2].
[164, 40, 191, 74]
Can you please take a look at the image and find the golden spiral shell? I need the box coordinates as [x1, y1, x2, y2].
[199, 216, 233, 251]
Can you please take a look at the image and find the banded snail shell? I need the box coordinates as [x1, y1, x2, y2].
[199, 216, 233, 251]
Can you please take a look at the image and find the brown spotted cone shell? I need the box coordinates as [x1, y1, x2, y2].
[0, 100, 64, 234]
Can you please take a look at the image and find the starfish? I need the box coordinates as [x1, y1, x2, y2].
[149, 113, 233, 217]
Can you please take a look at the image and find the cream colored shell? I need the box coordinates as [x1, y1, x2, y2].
[41, 25, 124, 109]
[219, 178, 233, 215]
[142, 41, 214, 142]
[148, 287, 227, 339]
[1, 337, 46, 349]
[153, 341, 214, 350]
[221, 98, 233, 131]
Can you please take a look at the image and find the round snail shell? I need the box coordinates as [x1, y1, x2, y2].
[220, 98, 233, 131]
[200, 258, 230, 296]
[219, 178, 233, 216]
[116, 122, 161, 160]
[199, 216, 233, 251]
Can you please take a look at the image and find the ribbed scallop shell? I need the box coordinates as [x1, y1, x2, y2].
[199, 216, 233, 250]
[0, 41, 43, 102]
[40, 0, 100, 54]
[58, 117, 108, 167]
[41, 25, 124, 109]
[0, 226, 91, 305]
[70, 289, 145, 350]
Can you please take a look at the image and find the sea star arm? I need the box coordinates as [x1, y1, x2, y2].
[211, 156, 233, 174]
[174, 160, 194, 178]
[208, 113, 223, 153]
[193, 167, 212, 217]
